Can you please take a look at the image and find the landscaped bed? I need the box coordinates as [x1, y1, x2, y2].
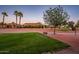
[0, 32, 70, 54]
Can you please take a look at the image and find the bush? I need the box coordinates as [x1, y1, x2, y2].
[22, 25, 44, 28]
[60, 25, 70, 31]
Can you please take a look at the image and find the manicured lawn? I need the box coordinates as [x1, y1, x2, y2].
[0, 32, 70, 54]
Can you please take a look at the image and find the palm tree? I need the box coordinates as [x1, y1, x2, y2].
[2, 11, 8, 28]
[18, 12, 23, 27]
[14, 11, 18, 28]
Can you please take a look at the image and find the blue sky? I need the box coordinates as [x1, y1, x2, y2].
[0, 5, 79, 24]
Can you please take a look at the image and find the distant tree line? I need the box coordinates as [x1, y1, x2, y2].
[0, 6, 79, 30]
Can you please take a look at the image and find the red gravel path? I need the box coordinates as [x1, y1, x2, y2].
[48, 33, 79, 54]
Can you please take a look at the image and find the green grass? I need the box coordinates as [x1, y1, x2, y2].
[0, 32, 70, 54]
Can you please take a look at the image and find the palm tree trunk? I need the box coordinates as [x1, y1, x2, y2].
[16, 15, 17, 28]
[19, 16, 21, 28]
[2, 15, 5, 28]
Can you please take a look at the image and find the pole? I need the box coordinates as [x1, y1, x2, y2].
[74, 27, 77, 40]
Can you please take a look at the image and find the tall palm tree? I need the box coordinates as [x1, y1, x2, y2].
[2, 11, 8, 28]
[14, 11, 18, 28]
[18, 12, 23, 26]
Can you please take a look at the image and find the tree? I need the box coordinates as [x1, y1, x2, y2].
[2, 11, 8, 28]
[68, 21, 75, 31]
[43, 6, 69, 35]
[14, 11, 19, 28]
[68, 21, 77, 39]
[18, 12, 23, 26]
[75, 20, 79, 28]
